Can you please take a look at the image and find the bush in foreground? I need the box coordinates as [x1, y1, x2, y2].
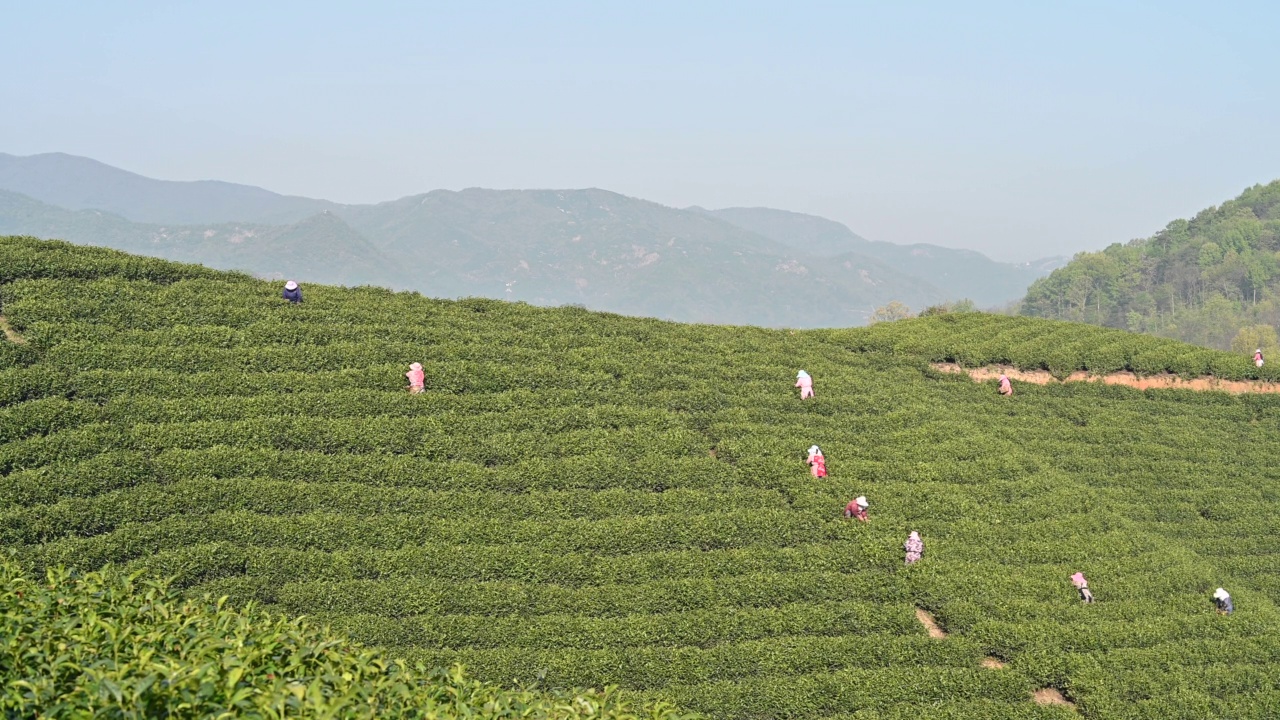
[0, 559, 694, 719]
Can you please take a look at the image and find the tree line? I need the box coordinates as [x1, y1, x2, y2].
[1020, 181, 1280, 355]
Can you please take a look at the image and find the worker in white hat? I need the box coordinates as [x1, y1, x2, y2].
[1213, 588, 1234, 614]
[844, 495, 869, 521]
[805, 445, 826, 478]
[282, 280, 302, 304]
[795, 370, 814, 399]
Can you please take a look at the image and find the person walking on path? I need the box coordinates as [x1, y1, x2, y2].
[1256, 349, 1265, 368]
[282, 280, 302, 304]
[998, 374, 1013, 396]
[806, 445, 827, 478]
[904, 531, 924, 564]
[796, 370, 814, 399]
[406, 362, 425, 394]
[1213, 587, 1234, 614]
[844, 496, 869, 521]
[1070, 572, 1094, 603]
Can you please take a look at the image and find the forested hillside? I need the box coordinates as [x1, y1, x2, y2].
[9, 237, 1280, 718]
[1021, 180, 1280, 351]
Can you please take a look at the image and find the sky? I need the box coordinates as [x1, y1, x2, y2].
[3, 0, 1279, 262]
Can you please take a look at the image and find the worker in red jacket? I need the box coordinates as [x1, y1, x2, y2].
[806, 445, 827, 478]
[844, 496, 869, 521]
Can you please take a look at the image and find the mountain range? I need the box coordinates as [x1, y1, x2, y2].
[0, 152, 1064, 326]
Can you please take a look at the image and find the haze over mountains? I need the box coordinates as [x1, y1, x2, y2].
[0, 152, 1064, 327]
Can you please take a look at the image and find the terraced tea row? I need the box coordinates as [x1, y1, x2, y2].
[7, 237, 1280, 718]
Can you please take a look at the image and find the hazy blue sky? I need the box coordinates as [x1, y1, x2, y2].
[4, 1, 1278, 260]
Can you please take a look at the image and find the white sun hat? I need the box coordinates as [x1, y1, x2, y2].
[855, 496, 868, 507]
[1214, 588, 1230, 600]
[285, 280, 298, 290]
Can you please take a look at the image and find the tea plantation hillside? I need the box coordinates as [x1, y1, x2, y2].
[7, 236, 1280, 718]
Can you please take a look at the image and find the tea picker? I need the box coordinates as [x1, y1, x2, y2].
[796, 370, 814, 399]
[406, 362, 425, 394]
[1070, 572, 1094, 603]
[844, 496, 869, 521]
[806, 445, 827, 478]
[1256, 349, 1265, 368]
[1214, 588, 1234, 614]
[998, 374, 1013, 396]
[904, 532, 924, 564]
[282, 280, 303, 304]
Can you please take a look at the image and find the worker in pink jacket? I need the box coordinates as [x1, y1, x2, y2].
[1256, 349, 1265, 368]
[1070, 572, 1094, 603]
[406, 362, 425, 394]
[796, 370, 814, 399]
[806, 445, 827, 478]
[904, 532, 924, 564]
[998, 374, 1013, 396]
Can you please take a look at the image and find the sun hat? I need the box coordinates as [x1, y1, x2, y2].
[285, 280, 298, 290]
[797, 370, 810, 378]
[409, 362, 423, 370]
[855, 496, 868, 507]
[808, 445, 820, 456]
[1214, 588, 1230, 600]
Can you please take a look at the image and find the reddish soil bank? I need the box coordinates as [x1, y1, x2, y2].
[932, 363, 1280, 395]
[0, 316, 25, 345]
[915, 608, 947, 639]
[1032, 687, 1076, 709]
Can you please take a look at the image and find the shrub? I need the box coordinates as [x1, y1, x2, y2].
[0, 558, 694, 719]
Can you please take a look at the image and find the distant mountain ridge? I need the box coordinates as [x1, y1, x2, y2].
[702, 206, 1065, 309]
[0, 151, 1057, 326]
[0, 191, 407, 289]
[0, 152, 336, 225]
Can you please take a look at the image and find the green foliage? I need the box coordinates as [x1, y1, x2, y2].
[1230, 325, 1279, 360]
[869, 301, 914, 324]
[0, 559, 690, 719]
[919, 299, 979, 317]
[10, 236, 1280, 719]
[843, 311, 1280, 380]
[1021, 180, 1280, 351]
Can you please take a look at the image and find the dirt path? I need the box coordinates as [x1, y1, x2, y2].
[0, 315, 25, 345]
[932, 362, 1280, 395]
[915, 608, 947, 639]
[981, 656, 1006, 669]
[1032, 687, 1076, 709]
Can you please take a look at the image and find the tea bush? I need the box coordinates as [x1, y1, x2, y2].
[0, 558, 691, 719]
[7, 236, 1280, 718]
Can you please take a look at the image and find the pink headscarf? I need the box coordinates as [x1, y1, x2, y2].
[1070, 572, 1087, 589]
